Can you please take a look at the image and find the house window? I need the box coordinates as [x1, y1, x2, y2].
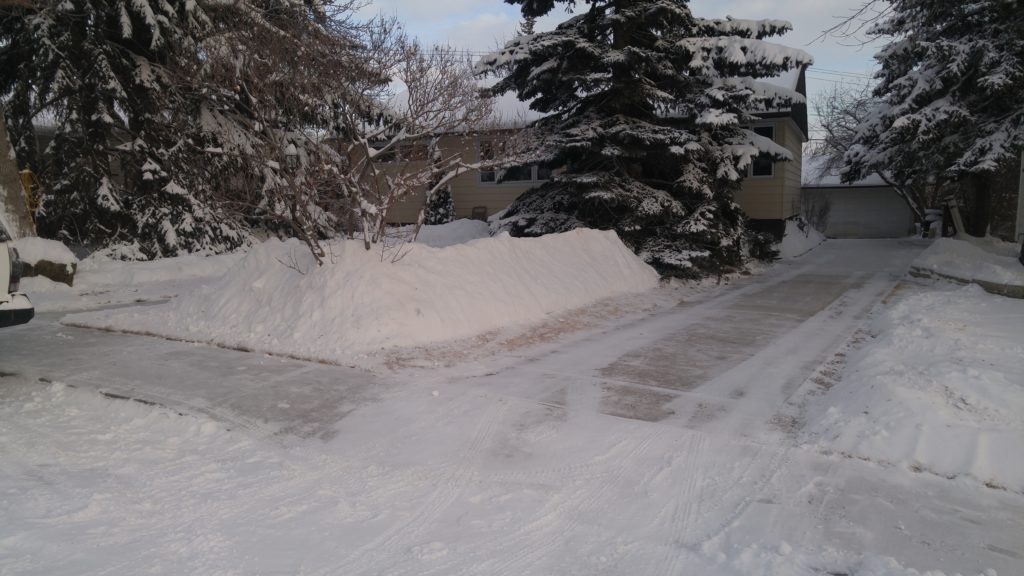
[749, 125, 775, 178]
[370, 141, 429, 163]
[479, 138, 551, 183]
[397, 142, 429, 162]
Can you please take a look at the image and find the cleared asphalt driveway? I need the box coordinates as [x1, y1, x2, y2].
[3, 239, 917, 441]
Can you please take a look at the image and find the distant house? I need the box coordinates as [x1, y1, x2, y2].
[801, 155, 915, 238]
[384, 68, 812, 232]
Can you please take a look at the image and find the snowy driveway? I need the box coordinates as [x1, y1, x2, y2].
[2, 239, 1022, 575]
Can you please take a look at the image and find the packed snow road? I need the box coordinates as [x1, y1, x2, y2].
[1, 239, 1021, 575]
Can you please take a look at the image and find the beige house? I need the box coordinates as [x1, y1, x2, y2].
[386, 68, 810, 228]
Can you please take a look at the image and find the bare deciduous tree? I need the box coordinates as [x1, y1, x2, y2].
[329, 40, 496, 252]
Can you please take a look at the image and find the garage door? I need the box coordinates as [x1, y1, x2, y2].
[808, 186, 914, 238]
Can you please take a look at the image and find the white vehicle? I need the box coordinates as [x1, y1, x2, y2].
[0, 222, 33, 328]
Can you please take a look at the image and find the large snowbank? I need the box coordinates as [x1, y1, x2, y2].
[778, 219, 825, 259]
[12, 236, 77, 266]
[803, 284, 1024, 492]
[912, 237, 1023, 286]
[66, 229, 659, 360]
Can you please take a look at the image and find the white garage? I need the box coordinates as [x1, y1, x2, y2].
[802, 157, 915, 239]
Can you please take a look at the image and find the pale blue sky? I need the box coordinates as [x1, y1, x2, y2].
[359, 0, 885, 141]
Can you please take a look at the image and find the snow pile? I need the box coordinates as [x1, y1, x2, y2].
[778, 219, 825, 259]
[12, 236, 77, 267]
[803, 284, 1024, 492]
[406, 219, 490, 248]
[66, 229, 659, 360]
[913, 237, 1023, 286]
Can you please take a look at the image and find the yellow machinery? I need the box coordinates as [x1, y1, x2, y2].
[19, 168, 39, 230]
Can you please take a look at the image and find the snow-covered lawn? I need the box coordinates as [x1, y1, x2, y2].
[778, 219, 825, 259]
[64, 228, 659, 361]
[802, 283, 1024, 492]
[21, 251, 245, 312]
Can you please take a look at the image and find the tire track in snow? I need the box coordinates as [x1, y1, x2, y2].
[655, 439, 790, 575]
[393, 428, 663, 576]
[467, 430, 663, 576]
[315, 402, 508, 576]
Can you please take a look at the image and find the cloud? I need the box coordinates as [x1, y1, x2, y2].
[359, 0, 497, 23]
[438, 12, 519, 52]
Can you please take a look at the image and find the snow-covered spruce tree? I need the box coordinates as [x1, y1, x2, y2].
[421, 137, 457, 226]
[0, 0, 249, 256]
[844, 0, 1024, 237]
[424, 188, 457, 225]
[1, 0, 383, 258]
[477, 0, 810, 277]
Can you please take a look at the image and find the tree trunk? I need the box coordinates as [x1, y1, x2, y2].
[969, 172, 991, 237]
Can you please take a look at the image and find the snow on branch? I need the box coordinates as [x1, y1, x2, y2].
[682, 37, 813, 76]
[695, 17, 793, 40]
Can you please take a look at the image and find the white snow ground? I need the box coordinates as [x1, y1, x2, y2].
[778, 219, 826, 259]
[1, 239, 1022, 576]
[20, 250, 245, 312]
[802, 283, 1024, 492]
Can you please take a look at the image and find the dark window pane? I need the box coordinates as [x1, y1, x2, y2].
[502, 165, 533, 182]
[753, 125, 774, 139]
[752, 155, 774, 177]
[536, 166, 552, 180]
[751, 125, 775, 177]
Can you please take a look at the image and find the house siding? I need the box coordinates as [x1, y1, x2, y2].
[384, 133, 545, 224]
[388, 120, 807, 225]
[733, 118, 805, 221]
[779, 120, 803, 219]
